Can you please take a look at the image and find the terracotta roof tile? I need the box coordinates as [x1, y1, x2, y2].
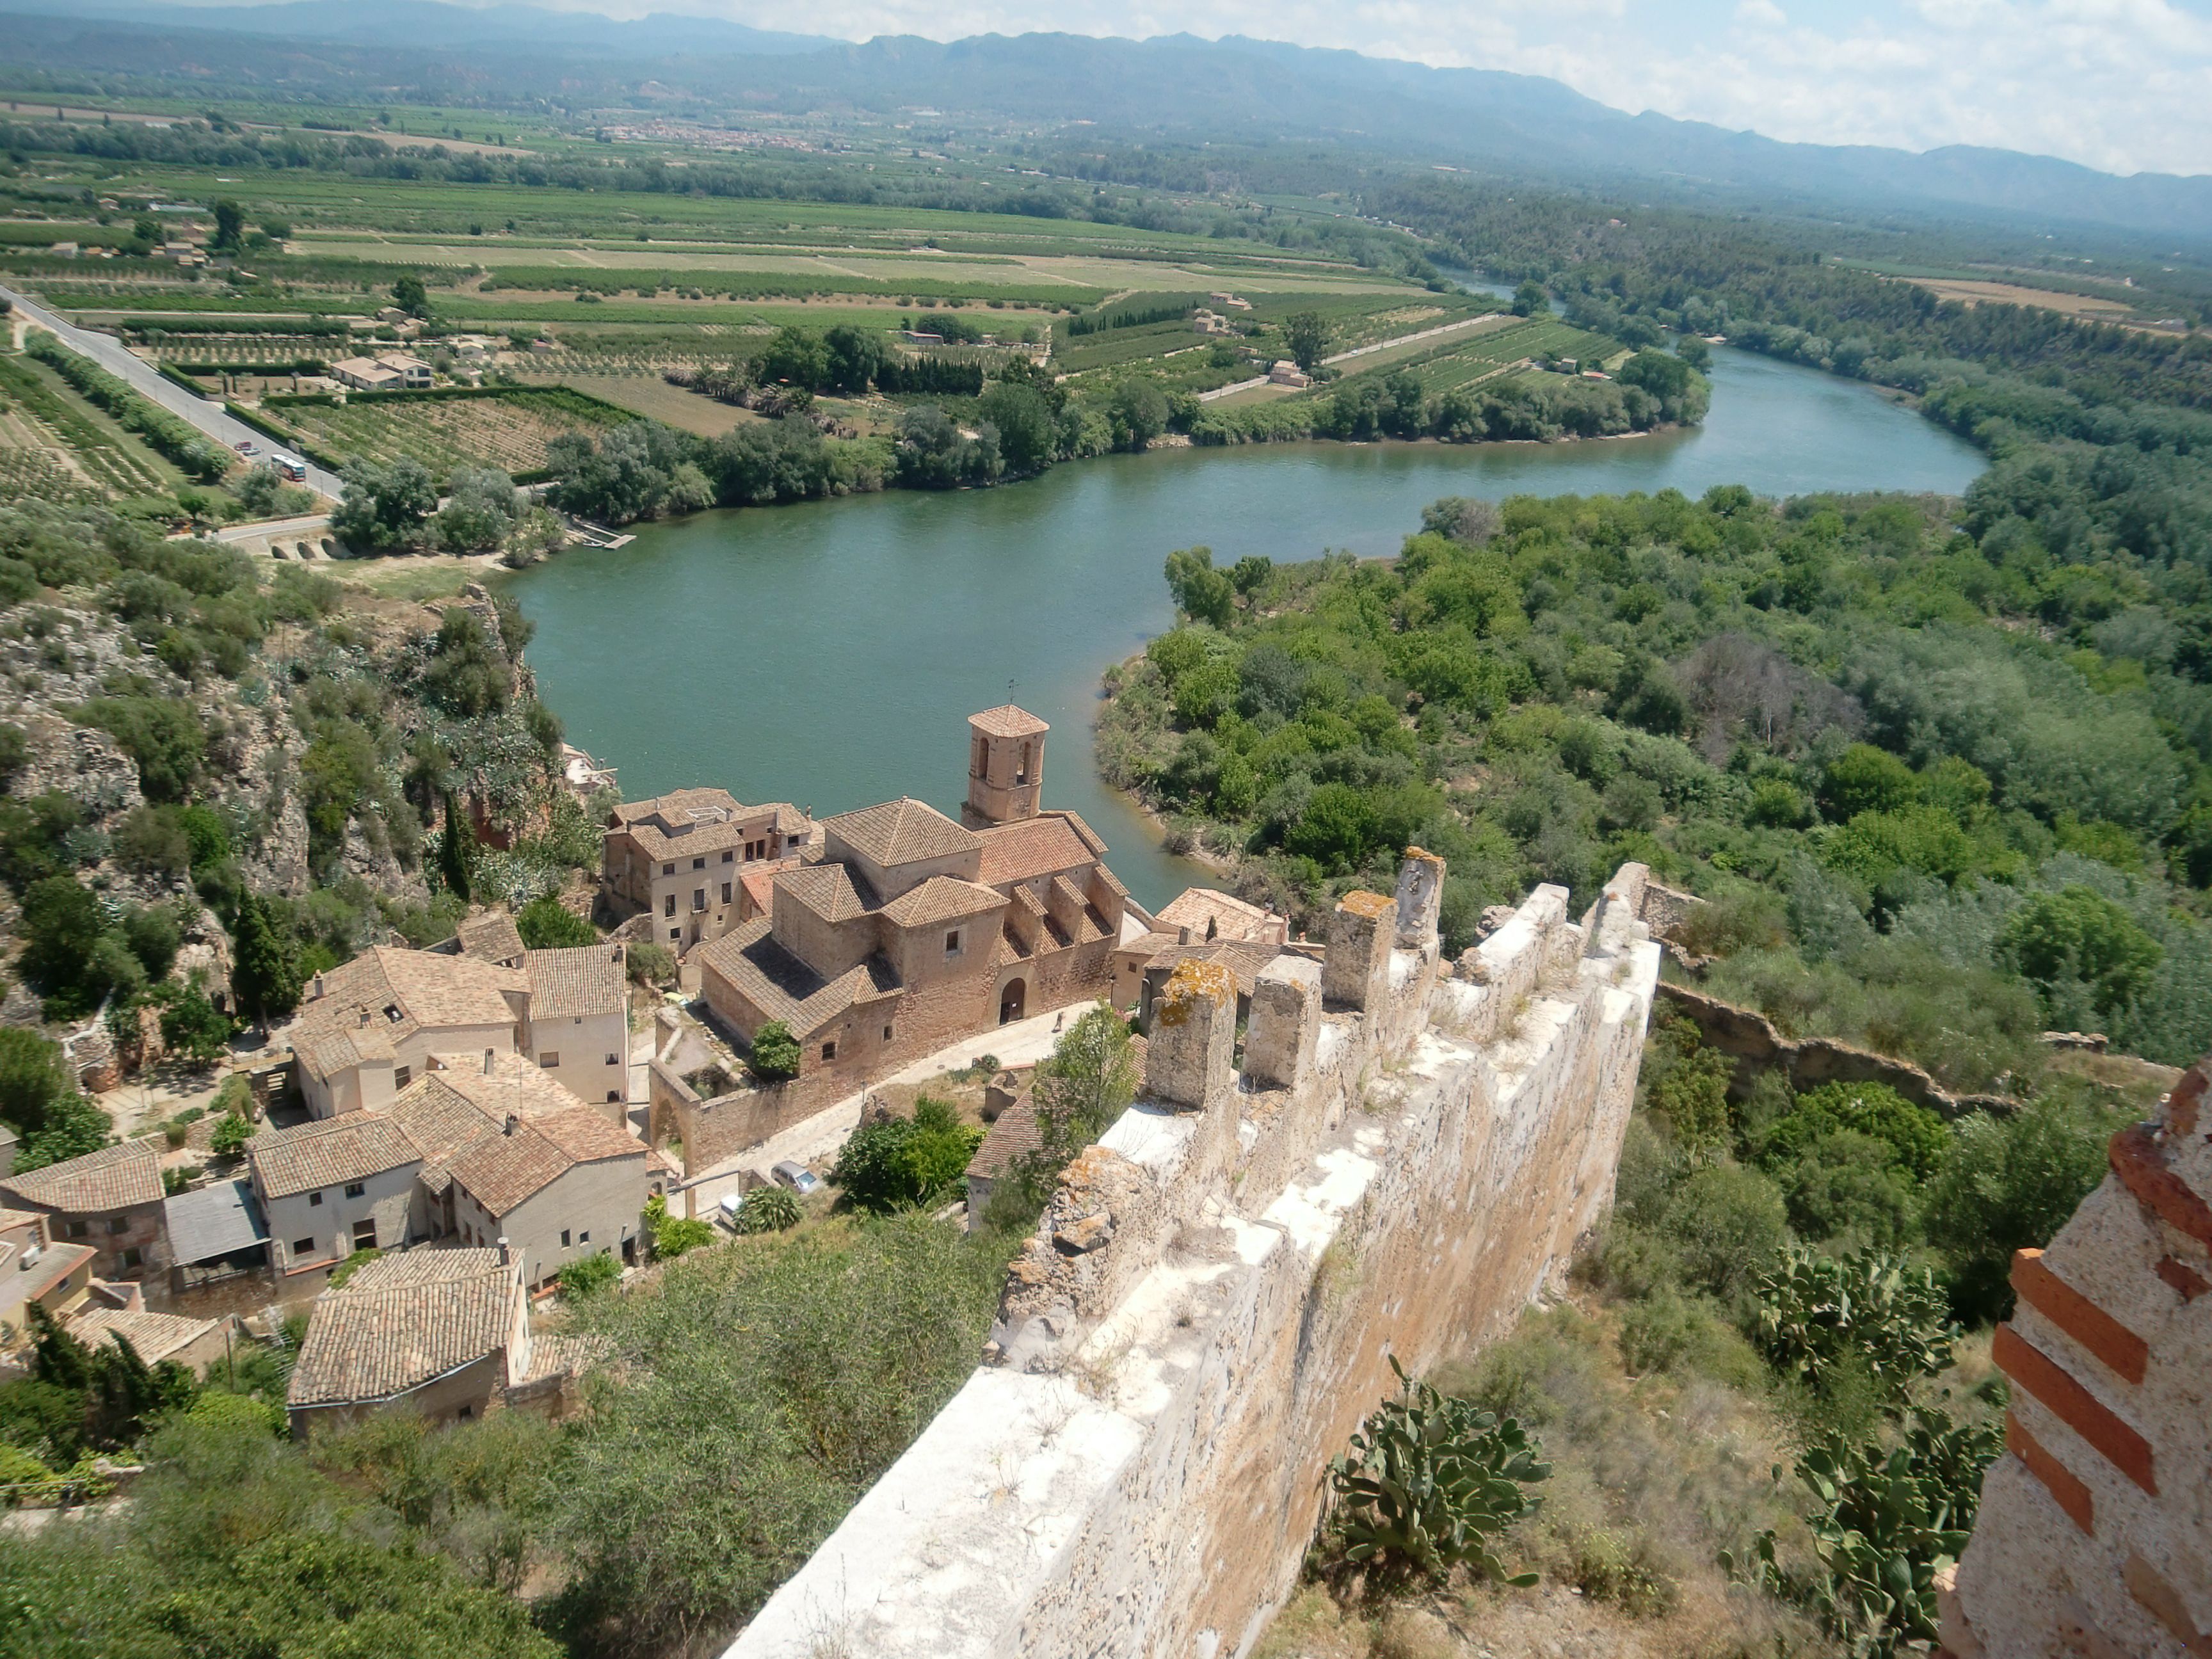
[967, 1092, 1043, 1180]
[775, 862, 878, 924]
[451, 911, 527, 966]
[968, 705, 1049, 738]
[0, 1139, 163, 1213]
[879, 876, 1007, 929]
[65, 1306, 218, 1366]
[525, 944, 627, 1018]
[824, 797, 979, 868]
[698, 920, 901, 1038]
[1158, 887, 1283, 943]
[609, 790, 808, 862]
[294, 948, 525, 1073]
[248, 1114, 422, 1200]
[975, 815, 1096, 886]
[287, 1248, 516, 1407]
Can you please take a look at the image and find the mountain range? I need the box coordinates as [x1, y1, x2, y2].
[4, 0, 2208, 243]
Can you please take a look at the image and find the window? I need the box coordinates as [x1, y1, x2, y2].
[721, 850, 734, 863]
[664, 894, 676, 917]
[605, 1052, 620, 1066]
[945, 929, 961, 956]
[692, 856, 705, 870]
[120, 1246, 142, 1269]
[821, 1041, 837, 1062]
[560, 1229, 572, 1248]
[579, 1231, 590, 1244]
[108, 1216, 128, 1235]
[693, 888, 706, 911]
[293, 1237, 316, 1256]
[394, 1064, 411, 1090]
[883, 1025, 894, 1041]
[309, 1190, 324, 1207]
[669, 927, 681, 942]
[344, 1182, 365, 1199]
[607, 1089, 621, 1103]
[661, 862, 674, 876]
[721, 882, 732, 904]
[352, 1219, 376, 1248]
[65, 1219, 87, 1239]
[540, 1052, 560, 1068]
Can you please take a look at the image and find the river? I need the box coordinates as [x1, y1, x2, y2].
[506, 348, 1985, 910]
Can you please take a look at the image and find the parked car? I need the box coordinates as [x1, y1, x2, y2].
[232, 440, 258, 456]
[717, 1192, 745, 1228]
[770, 1160, 821, 1196]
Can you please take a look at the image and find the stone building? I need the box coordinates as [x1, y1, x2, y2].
[288, 942, 630, 1119]
[0, 1138, 167, 1285]
[0, 1208, 97, 1336]
[600, 789, 815, 952]
[285, 1246, 598, 1438]
[694, 707, 1132, 1110]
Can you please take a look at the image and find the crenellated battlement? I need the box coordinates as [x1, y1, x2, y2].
[726, 854, 1663, 1659]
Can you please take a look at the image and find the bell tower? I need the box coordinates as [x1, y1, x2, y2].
[963, 705, 1048, 827]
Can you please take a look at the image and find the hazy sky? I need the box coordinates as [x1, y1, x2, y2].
[179, 0, 2212, 175]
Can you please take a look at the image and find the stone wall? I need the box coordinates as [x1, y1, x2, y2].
[1942, 1062, 2212, 1659]
[725, 856, 1662, 1659]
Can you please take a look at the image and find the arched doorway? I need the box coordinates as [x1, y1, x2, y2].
[998, 979, 1027, 1025]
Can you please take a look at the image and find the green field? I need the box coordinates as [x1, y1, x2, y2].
[248, 386, 629, 479]
[0, 352, 179, 501]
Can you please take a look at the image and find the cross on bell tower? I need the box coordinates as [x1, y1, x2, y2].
[963, 704, 1049, 827]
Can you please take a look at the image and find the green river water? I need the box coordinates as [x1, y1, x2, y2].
[506, 349, 1984, 910]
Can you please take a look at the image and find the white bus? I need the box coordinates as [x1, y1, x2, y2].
[268, 450, 308, 483]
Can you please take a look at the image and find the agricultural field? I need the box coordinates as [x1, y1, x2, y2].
[251, 387, 630, 479]
[513, 371, 764, 437]
[0, 351, 180, 501]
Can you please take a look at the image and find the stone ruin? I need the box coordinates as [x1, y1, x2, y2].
[1941, 1060, 2212, 1658]
[727, 852, 1663, 1659]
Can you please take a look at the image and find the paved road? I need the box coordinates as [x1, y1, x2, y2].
[214, 513, 332, 545]
[0, 284, 347, 499]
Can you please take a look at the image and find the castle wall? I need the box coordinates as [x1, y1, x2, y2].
[726, 859, 1662, 1659]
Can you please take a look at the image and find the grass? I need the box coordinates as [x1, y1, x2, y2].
[0, 351, 179, 499]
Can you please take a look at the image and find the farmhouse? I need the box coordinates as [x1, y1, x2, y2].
[695, 707, 1132, 1106]
[330, 357, 403, 392]
[600, 789, 815, 952]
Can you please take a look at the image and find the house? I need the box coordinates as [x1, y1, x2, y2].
[375, 305, 410, 325]
[0, 1139, 166, 1285]
[1208, 291, 1252, 310]
[1132, 936, 1281, 1029]
[442, 1103, 652, 1288]
[163, 1177, 271, 1295]
[1191, 309, 1233, 337]
[330, 357, 403, 392]
[1267, 360, 1312, 388]
[963, 1089, 1041, 1231]
[694, 707, 1132, 1109]
[0, 1209, 97, 1337]
[284, 1246, 598, 1437]
[287, 942, 629, 1119]
[249, 1112, 426, 1276]
[65, 1306, 233, 1375]
[601, 789, 815, 952]
[375, 353, 433, 389]
[1155, 888, 1288, 948]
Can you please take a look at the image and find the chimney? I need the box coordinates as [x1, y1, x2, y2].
[483, 1048, 495, 1075]
[504, 1112, 519, 1137]
[497, 1236, 511, 1265]
[357, 1008, 371, 1028]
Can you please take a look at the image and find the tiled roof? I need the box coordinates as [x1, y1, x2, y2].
[291, 1025, 397, 1076]
[1052, 875, 1111, 944]
[1158, 887, 1281, 943]
[609, 790, 806, 861]
[287, 1248, 517, 1407]
[824, 797, 979, 869]
[698, 920, 901, 1038]
[526, 944, 627, 1018]
[517, 1331, 607, 1386]
[66, 1307, 218, 1366]
[452, 911, 527, 966]
[424, 1055, 584, 1126]
[1055, 811, 1111, 860]
[975, 815, 1096, 887]
[967, 1093, 1043, 1181]
[775, 862, 877, 924]
[248, 1114, 422, 1200]
[1144, 938, 1280, 998]
[880, 876, 1007, 929]
[0, 1139, 162, 1213]
[968, 705, 1049, 738]
[446, 1107, 641, 1218]
[740, 865, 779, 916]
[293, 947, 525, 1075]
[164, 1178, 268, 1263]
[388, 1076, 502, 1168]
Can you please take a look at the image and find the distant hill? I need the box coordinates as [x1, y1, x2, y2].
[4, 1, 2208, 243]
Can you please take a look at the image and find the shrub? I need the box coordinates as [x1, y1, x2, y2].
[746, 1020, 801, 1082]
[1637, 1009, 1734, 1157]
[557, 1251, 622, 1298]
[328, 1247, 381, 1290]
[1661, 1163, 1786, 1302]
[732, 1184, 800, 1234]
[830, 1096, 981, 1213]
[626, 941, 675, 987]
[1776, 1130, 1919, 1247]
[645, 1193, 716, 1259]
[1759, 1080, 1949, 1181]
[1752, 1246, 1957, 1396]
[209, 1112, 252, 1157]
[1320, 1358, 1548, 1596]
[515, 894, 595, 949]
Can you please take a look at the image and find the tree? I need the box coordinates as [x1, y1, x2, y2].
[435, 469, 519, 552]
[1029, 1004, 1138, 1163]
[159, 981, 232, 1066]
[1511, 279, 1548, 317]
[517, 894, 595, 949]
[0, 1028, 78, 1142]
[757, 325, 828, 390]
[1281, 310, 1332, 371]
[437, 792, 472, 902]
[81, 695, 205, 803]
[1107, 378, 1169, 451]
[392, 273, 430, 317]
[1164, 545, 1235, 628]
[211, 199, 244, 253]
[2000, 886, 2163, 1019]
[977, 380, 1055, 474]
[230, 890, 300, 1027]
[747, 1021, 801, 1082]
[819, 324, 886, 395]
[830, 1096, 980, 1212]
[421, 609, 511, 717]
[1676, 333, 1712, 370]
[19, 876, 108, 1011]
[209, 1111, 252, 1156]
[333, 458, 438, 551]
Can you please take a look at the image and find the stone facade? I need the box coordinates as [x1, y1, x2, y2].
[600, 788, 813, 952]
[728, 857, 1661, 1659]
[1943, 1061, 2212, 1659]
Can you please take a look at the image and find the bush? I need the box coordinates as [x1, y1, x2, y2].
[746, 1020, 801, 1082]
[515, 894, 595, 949]
[1752, 1246, 1957, 1397]
[1637, 1010, 1735, 1157]
[557, 1251, 621, 1299]
[627, 942, 675, 987]
[1758, 1080, 1949, 1181]
[1661, 1163, 1787, 1302]
[732, 1184, 800, 1234]
[1320, 1358, 1548, 1596]
[209, 1112, 252, 1157]
[645, 1193, 716, 1259]
[327, 1247, 381, 1289]
[830, 1096, 981, 1213]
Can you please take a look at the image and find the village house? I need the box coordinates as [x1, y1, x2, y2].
[376, 351, 433, 389]
[284, 1246, 598, 1438]
[1268, 360, 1313, 388]
[251, 1050, 658, 1284]
[330, 357, 403, 392]
[65, 1306, 234, 1376]
[694, 707, 1134, 1107]
[163, 1176, 271, 1297]
[287, 939, 630, 1118]
[600, 788, 815, 952]
[0, 1138, 166, 1285]
[433, 910, 527, 971]
[0, 1208, 97, 1337]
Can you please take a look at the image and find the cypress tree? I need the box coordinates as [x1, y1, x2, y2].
[230, 891, 300, 1028]
[438, 789, 472, 902]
